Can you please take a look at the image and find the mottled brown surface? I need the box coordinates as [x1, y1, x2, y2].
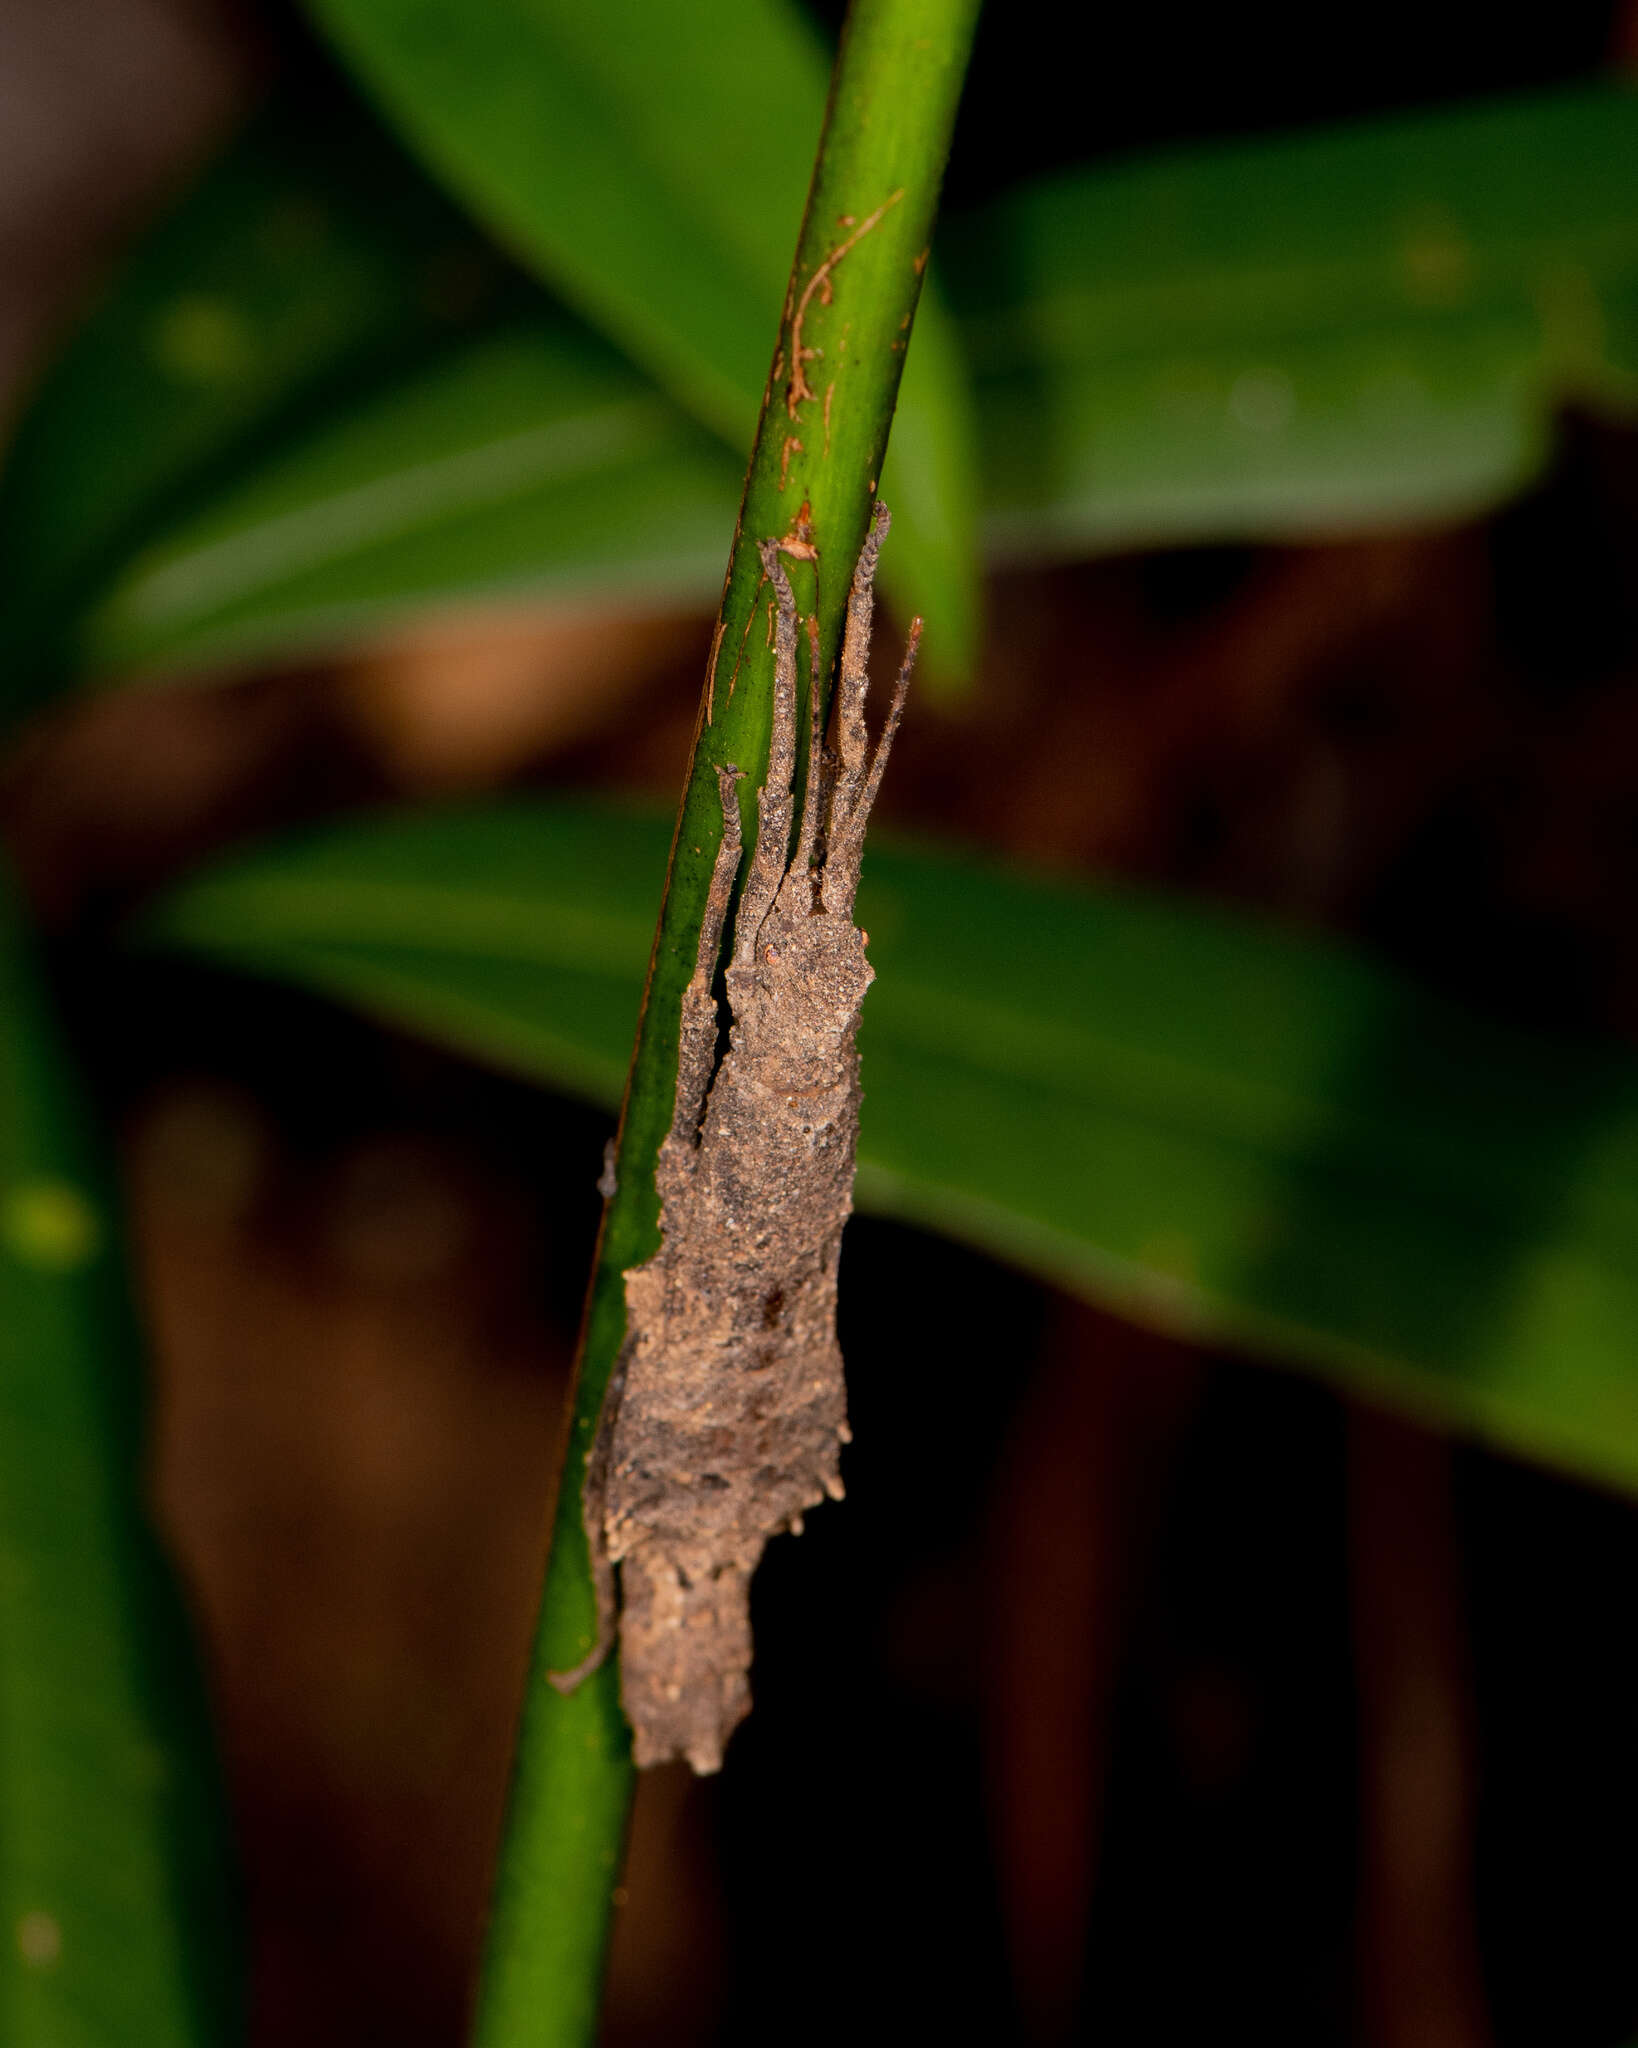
[597, 508, 913, 1771]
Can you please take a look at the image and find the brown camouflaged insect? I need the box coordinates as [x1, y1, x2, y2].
[551, 501, 918, 1772]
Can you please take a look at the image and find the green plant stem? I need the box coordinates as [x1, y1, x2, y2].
[470, 2, 977, 2040]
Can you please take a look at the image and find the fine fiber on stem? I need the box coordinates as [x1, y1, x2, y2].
[470, 2, 979, 2042]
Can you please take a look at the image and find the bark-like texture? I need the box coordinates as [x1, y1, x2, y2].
[578, 505, 915, 1772]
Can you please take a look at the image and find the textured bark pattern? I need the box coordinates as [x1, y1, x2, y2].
[585, 506, 915, 1772]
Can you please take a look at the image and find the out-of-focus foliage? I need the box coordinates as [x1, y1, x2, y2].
[0, 863, 240, 2047]
[956, 83, 1638, 554]
[4, 84, 1636, 696]
[303, 0, 982, 672]
[0, 94, 527, 721]
[80, 322, 738, 679]
[140, 798, 1638, 1500]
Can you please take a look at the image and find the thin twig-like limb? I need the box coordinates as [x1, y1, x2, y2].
[733, 544, 800, 964]
[669, 768, 743, 1147]
[822, 543, 920, 910]
[832, 502, 890, 789]
[793, 614, 826, 881]
[835, 620, 919, 855]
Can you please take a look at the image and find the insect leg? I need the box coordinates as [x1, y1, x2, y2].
[670, 764, 743, 1147]
[791, 612, 826, 883]
[732, 540, 800, 964]
[830, 501, 891, 811]
[822, 615, 920, 913]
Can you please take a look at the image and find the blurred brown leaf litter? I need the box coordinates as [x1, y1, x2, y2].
[7, 0, 1638, 2043]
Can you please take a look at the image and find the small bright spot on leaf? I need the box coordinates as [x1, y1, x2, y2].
[2, 1180, 101, 1271]
[149, 296, 255, 386]
[16, 1911, 62, 1969]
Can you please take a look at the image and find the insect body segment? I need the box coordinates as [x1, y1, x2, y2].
[582, 503, 915, 1773]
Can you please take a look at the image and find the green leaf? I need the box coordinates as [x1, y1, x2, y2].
[80, 321, 742, 678]
[0, 87, 522, 722]
[301, 0, 982, 675]
[137, 796, 1638, 1500]
[29, 83, 1638, 690]
[948, 82, 1638, 556]
[0, 863, 239, 2044]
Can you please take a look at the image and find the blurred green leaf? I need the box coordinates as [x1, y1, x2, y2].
[949, 82, 1638, 556]
[300, 0, 981, 674]
[14, 83, 1638, 691]
[304, 0, 820, 438]
[139, 798, 1638, 1499]
[0, 87, 523, 721]
[81, 321, 740, 677]
[0, 864, 239, 2044]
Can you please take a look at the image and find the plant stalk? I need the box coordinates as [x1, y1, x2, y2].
[471, 2, 979, 2039]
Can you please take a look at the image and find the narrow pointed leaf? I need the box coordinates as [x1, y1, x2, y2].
[138, 797, 1638, 1500]
[80, 322, 741, 678]
[14, 87, 1638, 691]
[0, 91, 518, 722]
[951, 82, 1638, 557]
[0, 864, 239, 2044]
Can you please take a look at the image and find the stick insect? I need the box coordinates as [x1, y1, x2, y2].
[553, 502, 919, 1772]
